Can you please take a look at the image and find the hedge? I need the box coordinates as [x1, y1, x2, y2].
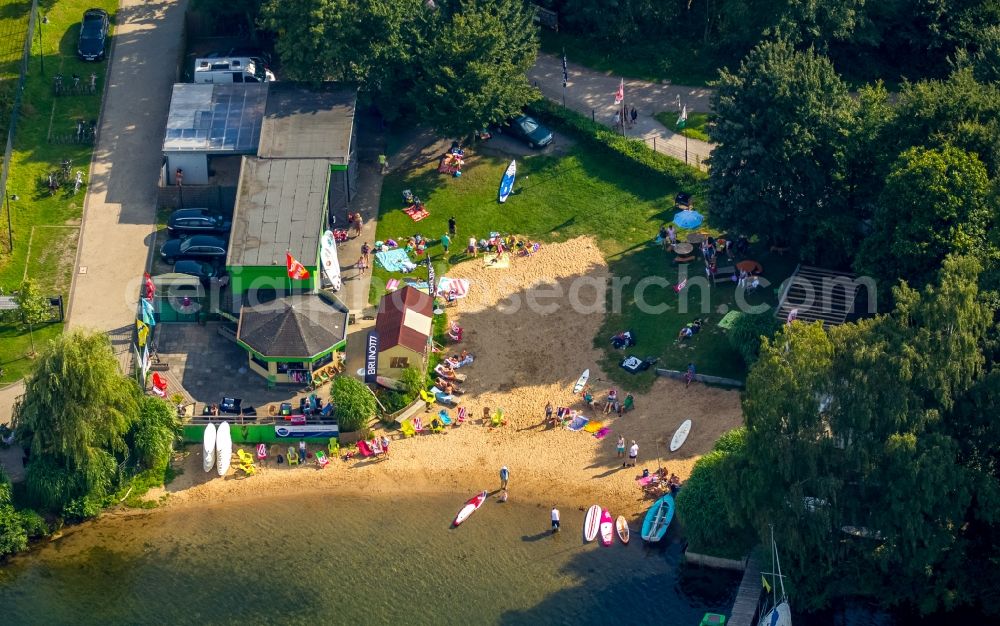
[526, 98, 707, 189]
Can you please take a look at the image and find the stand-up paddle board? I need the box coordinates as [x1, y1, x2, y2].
[670, 419, 692, 452]
[616, 515, 630, 544]
[600, 509, 614, 546]
[453, 490, 488, 527]
[202, 423, 216, 473]
[584, 504, 601, 542]
[573, 369, 590, 394]
[498, 160, 516, 203]
[216, 421, 232, 477]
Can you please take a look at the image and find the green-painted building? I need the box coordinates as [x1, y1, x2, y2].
[226, 83, 358, 297]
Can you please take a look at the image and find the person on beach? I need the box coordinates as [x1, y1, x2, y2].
[441, 232, 451, 256]
[299, 440, 307, 462]
[500, 488, 508, 503]
[685, 362, 696, 388]
[357, 255, 368, 275]
[380, 435, 390, 457]
[545, 401, 554, 425]
[361, 241, 370, 264]
[604, 389, 618, 414]
[448, 216, 457, 236]
[468, 236, 478, 258]
[625, 440, 638, 467]
[617, 435, 626, 458]
[630, 107, 638, 126]
[551, 506, 561, 532]
[500, 466, 509, 490]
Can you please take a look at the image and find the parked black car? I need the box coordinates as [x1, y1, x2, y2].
[160, 235, 228, 264]
[167, 208, 232, 236]
[502, 115, 553, 149]
[77, 8, 109, 61]
[174, 260, 228, 285]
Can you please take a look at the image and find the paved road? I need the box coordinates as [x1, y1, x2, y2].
[69, 0, 187, 336]
[2, 0, 189, 427]
[528, 53, 715, 169]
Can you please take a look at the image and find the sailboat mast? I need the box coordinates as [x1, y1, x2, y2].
[773, 526, 786, 598]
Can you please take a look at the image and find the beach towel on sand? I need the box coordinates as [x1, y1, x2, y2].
[566, 416, 589, 431]
[583, 420, 604, 433]
[484, 253, 511, 269]
[375, 248, 417, 273]
[438, 277, 470, 298]
[593, 427, 610, 440]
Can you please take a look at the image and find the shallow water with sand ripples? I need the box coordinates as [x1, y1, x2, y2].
[0, 492, 739, 625]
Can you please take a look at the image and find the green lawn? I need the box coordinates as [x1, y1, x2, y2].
[0, 0, 118, 383]
[541, 30, 719, 87]
[372, 141, 793, 390]
[654, 110, 714, 143]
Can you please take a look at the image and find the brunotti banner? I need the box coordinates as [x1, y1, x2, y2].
[365, 331, 379, 384]
[426, 256, 437, 297]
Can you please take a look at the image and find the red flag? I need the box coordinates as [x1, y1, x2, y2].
[286, 252, 311, 280]
[614, 78, 624, 105]
[143, 272, 155, 299]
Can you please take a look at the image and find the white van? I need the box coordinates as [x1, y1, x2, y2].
[193, 57, 276, 84]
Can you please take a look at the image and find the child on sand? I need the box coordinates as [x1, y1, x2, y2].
[616, 435, 626, 458]
[545, 401, 554, 425]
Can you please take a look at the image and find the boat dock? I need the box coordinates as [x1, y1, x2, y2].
[728, 553, 763, 626]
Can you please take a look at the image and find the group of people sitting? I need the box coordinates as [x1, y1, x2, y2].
[577, 386, 634, 417]
[476, 233, 540, 257]
[433, 351, 475, 396]
[610, 330, 636, 350]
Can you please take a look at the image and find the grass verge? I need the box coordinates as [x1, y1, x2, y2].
[0, 0, 117, 383]
[654, 110, 714, 143]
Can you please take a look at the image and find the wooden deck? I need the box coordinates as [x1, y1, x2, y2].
[775, 264, 860, 328]
[729, 552, 763, 626]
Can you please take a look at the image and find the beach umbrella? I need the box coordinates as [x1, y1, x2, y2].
[672, 210, 703, 229]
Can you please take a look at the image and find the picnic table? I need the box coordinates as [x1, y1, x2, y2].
[737, 260, 763, 274]
[673, 242, 694, 255]
[686, 232, 707, 244]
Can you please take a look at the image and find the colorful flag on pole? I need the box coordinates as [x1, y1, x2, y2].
[762, 575, 772, 594]
[677, 105, 688, 130]
[141, 343, 151, 382]
[136, 319, 149, 348]
[141, 297, 156, 327]
[614, 78, 624, 105]
[562, 52, 569, 87]
[143, 272, 156, 299]
[286, 251, 311, 280]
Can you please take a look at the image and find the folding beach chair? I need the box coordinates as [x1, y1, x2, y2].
[437, 410, 452, 427]
[315, 450, 330, 468]
[287, 446, 299, 466]
[256, 443, 268, 465]
[400, 420, 416, 438]
[357, 440, 376, 457]
[455, 406, 467, 426]
[328, 437, 340, 457]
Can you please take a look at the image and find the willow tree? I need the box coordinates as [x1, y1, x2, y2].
[14, 331, 140, 510]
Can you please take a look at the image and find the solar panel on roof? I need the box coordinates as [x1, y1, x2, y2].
[162, 83, 267, 153]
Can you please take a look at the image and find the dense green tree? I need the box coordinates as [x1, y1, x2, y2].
[858, 145, 993, 289]
[330, 376, 376, 432]
[708, 41, 856, 264]
[732, 256, 993, 612]
[259, 0, 362, 82]
[131, 397, 181, 470]
[14, 331, 139, 510]
[412, 0, 539, 136]
[15, 279, 51, 356]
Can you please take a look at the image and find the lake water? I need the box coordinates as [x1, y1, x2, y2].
[0, 492, 739, 625]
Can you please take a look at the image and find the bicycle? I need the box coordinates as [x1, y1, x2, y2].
[73, 170, 84, 194]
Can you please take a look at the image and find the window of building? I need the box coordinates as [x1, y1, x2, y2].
[390, 356, 409, 369]
[250, 353, 268, 371]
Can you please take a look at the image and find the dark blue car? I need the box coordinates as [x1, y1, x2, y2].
[77, 8, 109, 61]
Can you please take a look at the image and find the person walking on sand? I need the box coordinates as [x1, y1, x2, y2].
[500, 466, 509, 490]
[448, 216, 457, 236]
[616, 435, 626, 458]
[545, 401, 554, 425]
[685, 362, 696, 388]
[500, 488, 508, 503]
[625, 440, 638, 467]
[551, 506, 561, 532]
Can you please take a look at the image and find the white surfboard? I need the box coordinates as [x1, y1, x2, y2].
[573, 369, 590, 394]
[320, 230, 342, 291]
[670, 419, 692, 452]
[583, 504, 601, 542]
[216, 421, 232, 477]
[202, 423, 216, 473]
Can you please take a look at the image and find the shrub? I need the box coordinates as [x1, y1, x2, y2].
[527, 98, 707, 188]
[17, 509, 49, 539]
[727, 311, 781, 366]
[398, 366, 424, 400]
[62, 495, 102, 523]
[131, 397, 181, 470]
[713, 426, 747, 454]
[330, 376, 377, 433]
[0, 505, 28, 558]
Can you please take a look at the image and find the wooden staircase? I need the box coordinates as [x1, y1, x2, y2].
[775, 264, 859, 328]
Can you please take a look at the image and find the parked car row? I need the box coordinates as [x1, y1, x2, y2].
[162, 208, 232, 283]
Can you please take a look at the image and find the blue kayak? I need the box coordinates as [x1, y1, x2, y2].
[498, 160, 516, 203]
[640, 494, 675, 542]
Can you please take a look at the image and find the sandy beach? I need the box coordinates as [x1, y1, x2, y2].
[150, 237, 743, 517]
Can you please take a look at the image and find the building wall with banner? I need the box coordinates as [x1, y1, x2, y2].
[182, 423, 339, 444]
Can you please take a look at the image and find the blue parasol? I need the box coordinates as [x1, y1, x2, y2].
[673, 210, 704, 229]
